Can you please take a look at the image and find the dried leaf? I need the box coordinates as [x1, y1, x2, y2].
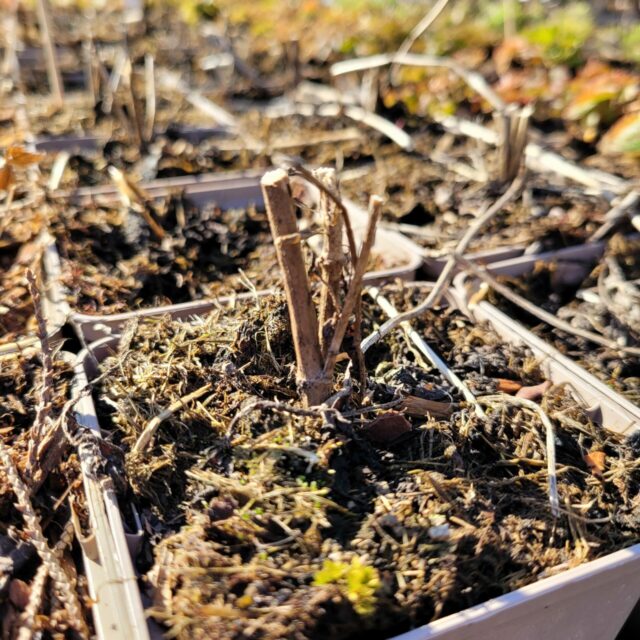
[584, 450, 606, 477]
[494, 68, 556, 106]
[600, 112, 640, 155]
[5, 146, 44, 167]
[364, 412, 411, 446]
[492, 36, 542, 74]
[565, 88, 619, 121]
[0, 164, 14, 191]
[398, 395, 455, 418]
[564, 62, 637, 123]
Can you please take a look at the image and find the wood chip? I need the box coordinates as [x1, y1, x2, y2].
[398, 395, 455, 418]
[496, 378, 522, 394]
[364, 412, 411, 445]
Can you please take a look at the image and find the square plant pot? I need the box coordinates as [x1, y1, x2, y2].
[0, 232, 68, 356]
[453, 239, 640, 432]
[73, 286, 640, 640]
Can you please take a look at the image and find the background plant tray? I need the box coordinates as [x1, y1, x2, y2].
[453, 240, 640, 433]
[423, 245, 525, 279]
[45, 169, 423, 343]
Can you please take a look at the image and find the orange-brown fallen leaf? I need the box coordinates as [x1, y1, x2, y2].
[0, 164, 14, 191]
[496, 378, 523, 394]
[600, 111, 640, 156]
[398, 395, 455, 418]
[5, 146, 44, 167]
[584, 450, 606, 477]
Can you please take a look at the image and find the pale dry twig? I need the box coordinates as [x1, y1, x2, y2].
[0, 444, 88, 636]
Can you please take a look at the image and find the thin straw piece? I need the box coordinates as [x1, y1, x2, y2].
[479, 394, 559, 518]
[366, 286, 484, 418]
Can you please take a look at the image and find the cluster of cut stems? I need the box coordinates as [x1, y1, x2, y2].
[261, 167, 382, 406]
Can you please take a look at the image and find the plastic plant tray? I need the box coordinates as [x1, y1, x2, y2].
[452, 240, 640, 434]
[46, 169, 424, 342]
[35, 135, 102, 154]
[423, 245, 525, 279]
[74, 288, 640, 640]
[34, 126, 232, 154]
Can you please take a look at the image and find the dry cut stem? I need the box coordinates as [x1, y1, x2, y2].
[287, 163, 357, 265]
[261, 169, 329, 406]
[263, 169, 382, 404]
[144, 53, 156, 142]
[0, 444, 88, 637]
[434, 114, 626, 196]
[496, 104, 532, 183]
[35, 0, 64, 107]
[324, 196, 383, 377]
[314, 168, 344, 357]
[26, 270, 55, 480]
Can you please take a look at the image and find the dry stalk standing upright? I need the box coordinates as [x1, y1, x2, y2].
[313, 167, 344, 357]
[261, 168, 329, 406]
[261, 167, 382, 407]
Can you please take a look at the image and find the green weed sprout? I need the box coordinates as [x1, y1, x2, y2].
[313, 557, 380, 615]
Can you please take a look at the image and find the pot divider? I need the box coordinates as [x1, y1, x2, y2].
[34, 126, 232, 154]
[423, 245, 525, 279]
[73, 338, 156, 640]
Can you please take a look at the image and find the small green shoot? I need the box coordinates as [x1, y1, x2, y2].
[313, 557, 380, 615]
